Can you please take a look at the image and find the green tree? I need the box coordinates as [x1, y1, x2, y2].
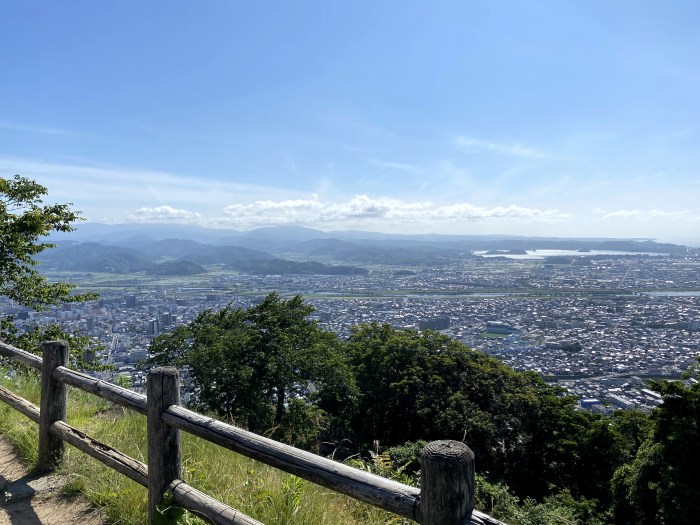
[1, 319, 103, 371]
[344, 323, 628, 511]
[609, 409, 653, 462]
[146, 293, 355, 445]
[0, 175, 92, 308]
[0, 175, 99, 367]
[344, 324, 543, 475]
[612, 364, 700, 524]
[513, 385, 628, 506]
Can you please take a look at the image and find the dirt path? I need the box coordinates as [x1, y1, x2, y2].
[0, 437, 107, 525]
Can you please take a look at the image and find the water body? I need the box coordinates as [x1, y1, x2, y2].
[475, 249, 668, 259]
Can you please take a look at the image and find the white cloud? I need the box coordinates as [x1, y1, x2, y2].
[219, 195, 569, 228]
[454, 136, 549, 159]
[595, 208, 692, 220]
[127, 205, 202, 223]
[434, 203, 569, 221]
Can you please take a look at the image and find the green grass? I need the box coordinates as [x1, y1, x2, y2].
[0, 370, 404, 525]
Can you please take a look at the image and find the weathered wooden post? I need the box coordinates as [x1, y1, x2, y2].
[38, 340, 69, 472]
[147, 367, 182, 525]
[420, 440, 475, 525]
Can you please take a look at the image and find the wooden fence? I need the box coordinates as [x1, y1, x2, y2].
[0, 340, 505, 525]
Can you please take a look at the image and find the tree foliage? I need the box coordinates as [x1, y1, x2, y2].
[344, 324, 542, 469]
[145, 296, 700, 522]
[342, 323, 631, 507]
[0, 175, 93, 308]
[612, 362, 700, 524]
[146, 293, 355, 444]
[0, 175, 99, 369]
[1, 317, 104, 371]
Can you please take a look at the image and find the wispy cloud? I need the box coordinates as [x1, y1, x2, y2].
[0, 156, 296, 201]
[367, 159, 419, 172]
[0, 155, 307, 221]
[595, 208, 693, 220]
[454, 136, 549, 159]
[0, 120, 84, 136]
[281, 152, 299, 173]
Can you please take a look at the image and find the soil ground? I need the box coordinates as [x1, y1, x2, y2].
[0, 437, 107, 525]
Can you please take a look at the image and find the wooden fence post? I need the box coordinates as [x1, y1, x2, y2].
[38, 340, 69, 472]
[420, 440, 475, 525]
[147, 367, 182, 524]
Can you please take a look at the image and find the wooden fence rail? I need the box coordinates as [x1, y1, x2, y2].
[0, 340, 506, 525]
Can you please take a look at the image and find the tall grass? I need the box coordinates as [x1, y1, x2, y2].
[0, 369, 405, 525]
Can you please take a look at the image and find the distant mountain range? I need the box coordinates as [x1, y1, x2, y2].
[39, 223, 691, 274]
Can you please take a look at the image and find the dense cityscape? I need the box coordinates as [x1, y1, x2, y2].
[3, 249, 699, 415]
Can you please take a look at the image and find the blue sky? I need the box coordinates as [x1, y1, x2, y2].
[1, 1, 699, 244]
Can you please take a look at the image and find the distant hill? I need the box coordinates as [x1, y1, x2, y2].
[112, 237, 211, 258]
[39, 224, 691, 273]
[107, 236, 277, 264]
[179, 245, 277, 265]
[148, 260, 207, 276]
[282, 238, 360, 257]
[37, 242, 154, 273]
[284, 240, 470, 266]
[49, 222, 242, 244]
[237, 225, 330, 242]
[36, 239, 368, 276]
[47, 222, 691, 256]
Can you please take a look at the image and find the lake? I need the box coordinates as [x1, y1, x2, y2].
[475, 249, 668, 259]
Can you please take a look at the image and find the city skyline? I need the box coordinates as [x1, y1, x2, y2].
[1, 2, 699, 245]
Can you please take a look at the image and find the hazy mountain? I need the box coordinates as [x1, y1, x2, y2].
[240, 225, 330, 241]
[216, 237, 289, 253]
[280, 239, 470, 265]
[103, 237, 278, 264]
[48, 222, 241, 244]
[36, 240, 279, 273]
[217, 225, 332, 251]
[43, 223, 690, 268]
[282, 238, 360, 257]
[37, 242, 154, 273]
[178, 245, 277, 265]
[148, 260, 207, 276]
[114, 237, 220, 259]
[35, 239, 372, 276]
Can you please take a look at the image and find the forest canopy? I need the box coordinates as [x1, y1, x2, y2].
[146, 293, 700, 525]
